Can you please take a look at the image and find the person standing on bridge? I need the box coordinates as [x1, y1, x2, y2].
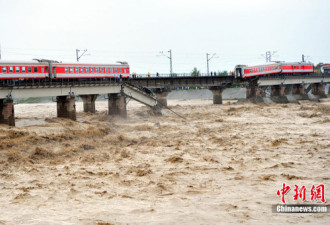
[148, 72, 150, 77]
[156, 72, 159, 77]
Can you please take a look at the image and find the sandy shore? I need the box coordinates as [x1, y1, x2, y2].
[0, 99, 329, 224]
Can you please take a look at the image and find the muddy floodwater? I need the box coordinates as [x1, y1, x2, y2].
[0, 99, 329, 224]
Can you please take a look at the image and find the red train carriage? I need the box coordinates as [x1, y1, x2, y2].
[0, 60, 130, 80]
[235, 62, 314, 79]
[281, 63, 314, 74]
[0, 61, 49, 79]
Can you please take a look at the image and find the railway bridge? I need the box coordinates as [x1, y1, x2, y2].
[0, 74, 329, 126]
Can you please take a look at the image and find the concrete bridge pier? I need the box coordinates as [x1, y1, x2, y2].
[108, 93, 127, 118]
[270, 85, 289, 103]
[210, 87, 225, 104]
[154, 89, 170, 107]
[80, 94, 98, 113]
[256, 86, 268, 98]
[246, 79, 265, 103]
[292, 84, 308, 100]
[311, 83, 327, 99]
[56, 96, 76, 120]
[0, 99, 15, 126]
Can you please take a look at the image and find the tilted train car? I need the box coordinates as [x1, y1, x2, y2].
[234, 62, 314, 79]
[0, 60, 130, 80]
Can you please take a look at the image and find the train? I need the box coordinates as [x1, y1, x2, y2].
[0, 59, 329, 81]
[0, 59, 130, 80]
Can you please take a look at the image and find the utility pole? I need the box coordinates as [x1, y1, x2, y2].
[302, 54, 305, 62]
[206, 53, 216, 75]
[76, 49, 88, 62]
[263, 51, 277, 62]
[159, 49, 173, 76]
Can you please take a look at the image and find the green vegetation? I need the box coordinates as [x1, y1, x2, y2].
[191, 67, 200, 77]
[314, 62, 323, 73]
[17, 97, 42, 103]
[217, 70, 228, 76]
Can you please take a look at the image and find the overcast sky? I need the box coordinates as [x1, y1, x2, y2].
[0, 0, 329, 74]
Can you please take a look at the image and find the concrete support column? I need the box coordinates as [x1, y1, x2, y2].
[210, 87, 225, 104]
[271, 85, 286, 96]
[56, 96, 76, 120]
[291, 84, 308, 101]
[256, 86, 267, 98]
[80, 94, 98, 113]
[245, 79, 265, 103]
[311, 83, 326, 98]
[154, 89, 170, 107]
[270, 85, 289, 103]
[292, 84, 306, 95]
[108, 93, 127, 118]
[0, 99, 15, 126]
[246, 84, 256, 101]
[284, 84, 293, 95]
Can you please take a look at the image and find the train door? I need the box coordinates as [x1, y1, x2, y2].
[235, 66, 244, 78]
[47, 62, 56, 79]
[52, 66, 57, 78]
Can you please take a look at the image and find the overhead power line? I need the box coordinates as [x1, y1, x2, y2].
[158, 49, 173, 76]
[76, 49, 88, 62]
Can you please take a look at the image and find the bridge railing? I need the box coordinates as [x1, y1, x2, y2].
[133, 73, 230, 78]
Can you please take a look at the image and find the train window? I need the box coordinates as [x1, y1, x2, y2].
[22, 67, 26, 72]
[2, 67, 7, 73]
[86, 68, 89, 73]
[91, 68, 94, 73]
[110, 68, 113, 73]
[65, 67, 68, 73]
[28, 67, 32, 72]
[70, 68, 73, 73]
[41, 67, 45, 73]
[80, 68, 83, 73]
[9, 67, 13, 72]
[105, 68, 109, 73]
[96, 68, 99, 73]
[115, 68, 118, 73]
[15, 67, 20, 72]
[101, 68, 104, 73]
[75, 68, 78, 73]
[34, 67, 38, 73]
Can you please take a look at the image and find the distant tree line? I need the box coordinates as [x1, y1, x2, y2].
[190, 67, 229, 76]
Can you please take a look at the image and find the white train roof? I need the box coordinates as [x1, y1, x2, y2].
[0, 60, 129, 66]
